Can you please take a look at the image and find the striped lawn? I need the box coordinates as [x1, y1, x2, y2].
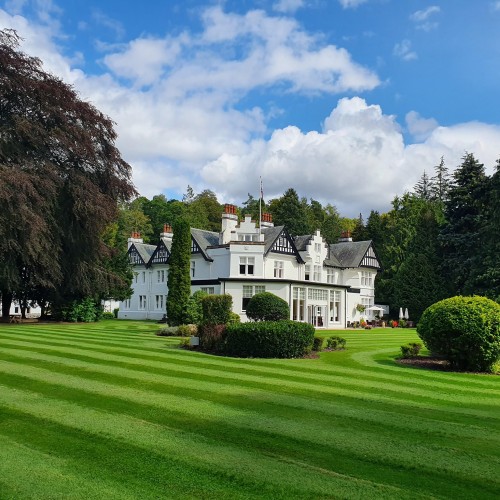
[0, 321, 498, 499]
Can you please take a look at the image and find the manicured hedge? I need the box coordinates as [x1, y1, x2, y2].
[201, 294, 233, 325]
[224, 320, 314, 358]
[246, 292, 290, 322]
[417, 296, 500, 372]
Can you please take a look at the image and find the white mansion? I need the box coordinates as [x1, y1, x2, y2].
[118, 204, 382, 329]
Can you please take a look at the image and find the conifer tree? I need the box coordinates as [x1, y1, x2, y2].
[440, 153, 488, 295]
[430, 156, 450, 202]
[166, 219, 192, 325]
[414, 171, 433, 200]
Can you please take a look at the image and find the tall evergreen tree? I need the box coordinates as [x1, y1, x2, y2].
[430, 156, 450, 202]
[166, 219, 192, 326]
[414, 170, 433, 200]
[268, 188, 310, 236]
[471, 159, 500, 300]
[440, 153, 488, 295]
[393, 202, 446, 321]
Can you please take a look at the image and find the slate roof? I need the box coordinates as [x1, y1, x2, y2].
[191, 228, 220, 261]
[329, 240, 373, 268]
[292, 235, 312, 252]
[132, 243, 157, 264]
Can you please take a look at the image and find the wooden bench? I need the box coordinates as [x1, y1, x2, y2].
[9, 315, 21, 324]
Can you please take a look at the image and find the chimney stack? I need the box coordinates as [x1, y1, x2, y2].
[338, 230, 352, 243]
[127, 231, 143, 249]
[260, 212, 274, 229]
[221, 204, 238, 244]
[160, 223, 173, 240]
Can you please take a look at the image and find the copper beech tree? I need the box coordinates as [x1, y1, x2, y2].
[0, 30, 136, 319]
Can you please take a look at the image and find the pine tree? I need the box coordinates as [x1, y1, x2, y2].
[440, 153, 488, 295]
[430, 156, 450, 202]
[166, 219, 192, 326]
[414, 171, 433, 200]
[471, 159, 500, 299]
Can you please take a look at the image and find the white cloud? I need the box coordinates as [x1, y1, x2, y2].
[3, 6, 500, 218]
[202, 98, 500, 216]
[393, 39, 417, 61]
[273, 0, 304, 14]
[338, 0, 369, 8]
[410, 5, 441, 31]
[405, 111, 439, 141]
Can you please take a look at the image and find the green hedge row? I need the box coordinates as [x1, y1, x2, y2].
[224, 320, 315, 358]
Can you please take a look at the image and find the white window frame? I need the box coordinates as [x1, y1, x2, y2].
[239, 256, 255, 275]
[327, 268, 335, 284]
[201, 287, 215, 294]
[361, 271, 373, 287]
[274, 261, 284, 278]
[190, 260, 196, 278]
[313, 265, 321, 282]
[155, 295, 164, 310]
[157, 270, 165, 283]
[138, 295, 147, 310]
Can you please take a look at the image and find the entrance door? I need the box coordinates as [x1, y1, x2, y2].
[308, 305, 325, 327]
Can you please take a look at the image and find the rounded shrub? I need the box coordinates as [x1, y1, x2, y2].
[417, 296, 500, 372]
[224, 320, 314, 358]
[246, 292, 290, 322]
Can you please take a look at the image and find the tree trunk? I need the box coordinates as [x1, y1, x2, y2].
[1, 291, 13, 322]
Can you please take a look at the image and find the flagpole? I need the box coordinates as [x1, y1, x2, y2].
[259, 176, 262, 235]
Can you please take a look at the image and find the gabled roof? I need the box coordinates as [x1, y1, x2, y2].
[191, 228, 219, 261]
[329, 240, 380, 269]
[261, 225, 285, 254]
[127, 242, 157, 266]
[149, 238, 172, 264]
[261, 226, 304, 263]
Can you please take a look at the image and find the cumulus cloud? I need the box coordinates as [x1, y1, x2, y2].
[2, 5, 500, 218]
[202, 98, 500, 216]
[405, 111, 439, 141]
[410, 5, 441, 31]
[393, 39, 417, 61]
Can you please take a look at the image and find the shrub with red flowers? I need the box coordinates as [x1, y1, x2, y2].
[391, 320, 399, 328]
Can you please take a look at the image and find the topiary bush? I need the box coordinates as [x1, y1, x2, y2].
[101, 312, 115, 320]
[246, 292, 290, 322]
[326, 336, 346, 350]
[417, 296, 500, 372]
[224, 320, 314, 358]
[400, 342, 422, 358]
[312, 336, 324, 352]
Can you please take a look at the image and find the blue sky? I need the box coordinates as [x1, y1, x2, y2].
[2, 0, 500, 216]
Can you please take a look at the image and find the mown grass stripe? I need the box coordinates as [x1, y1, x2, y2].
[1, 334, 497, 396]
[0, 358, 498, 487]
[0, 385, 432, 500]
[1, 323, 499, 499]
[0, 345, 498, 419]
